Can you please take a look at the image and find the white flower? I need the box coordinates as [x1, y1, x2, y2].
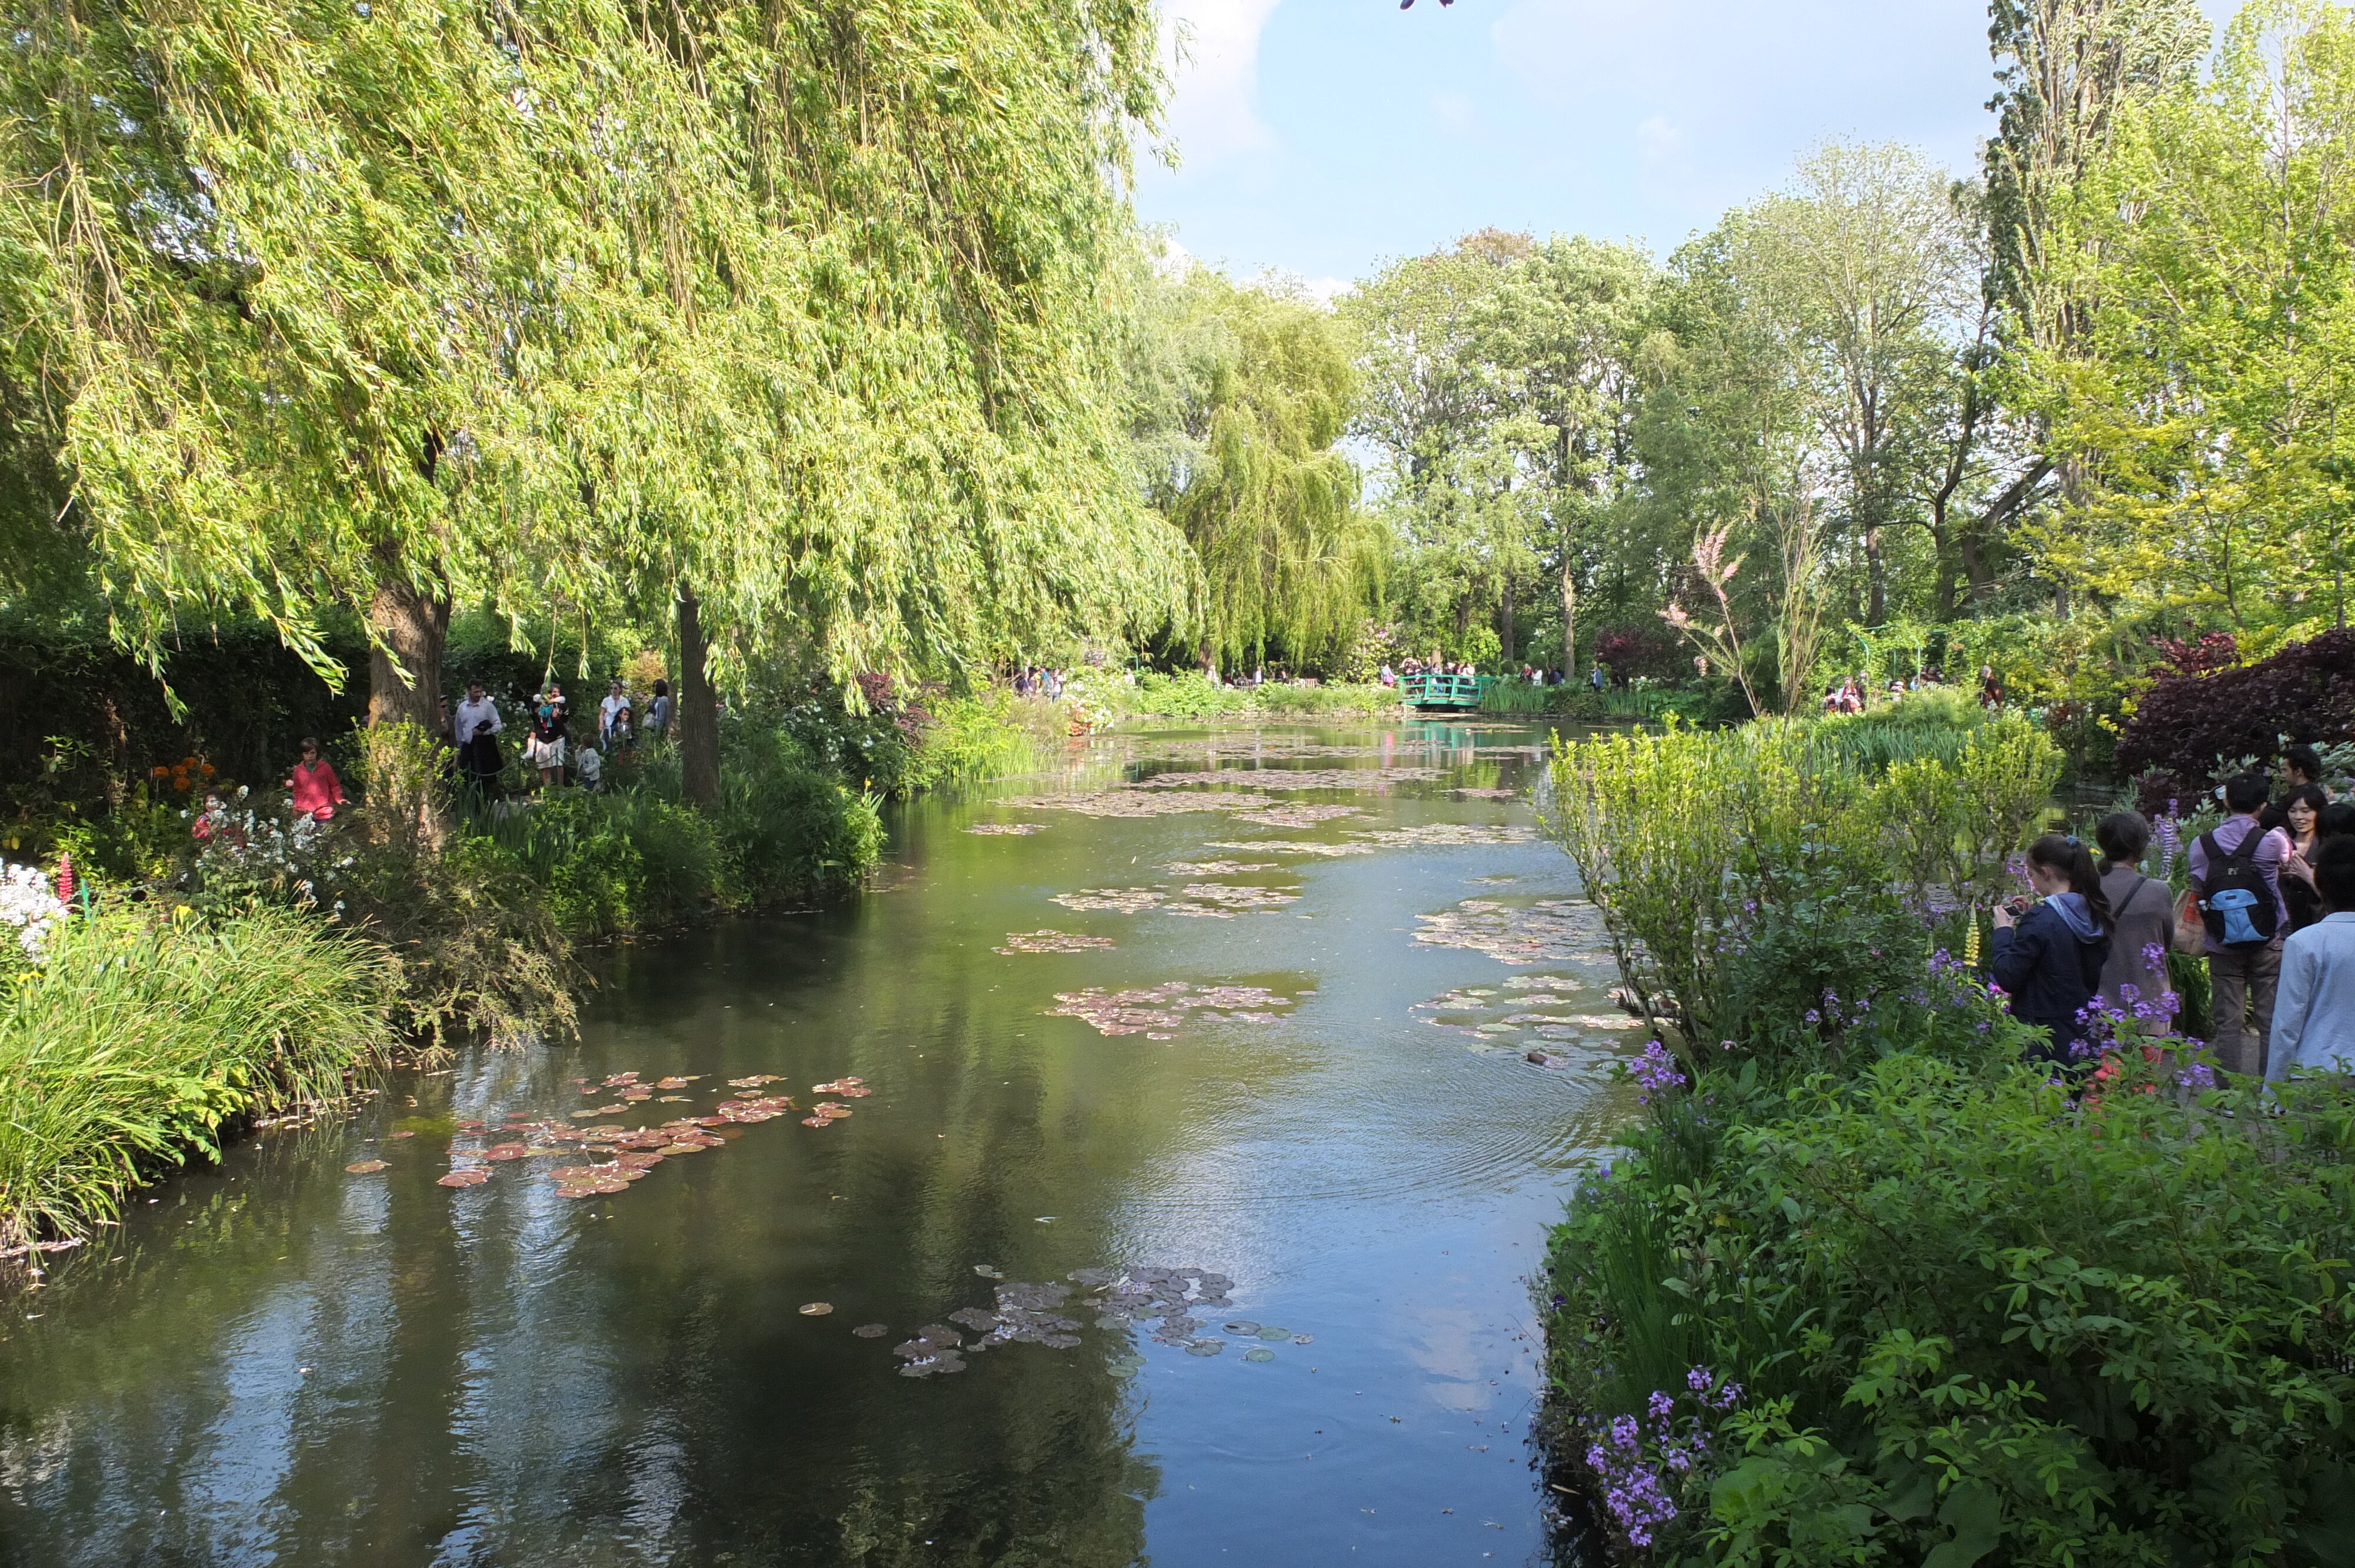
[0, 863, 66, 962]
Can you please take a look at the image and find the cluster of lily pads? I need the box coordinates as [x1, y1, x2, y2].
[341, 1069, 874, 1198]
[995, 929, 1118, 954]
[1412, 896, 1605, 965]
[1049, 980, 1301, 1038]
[1122, 767, 1443, 790]
[856, 1265, 1312, 1378]
[1047, 882, 1301, 919]
[963, 823, 1046, 836]
[1414, 974, 1646, 1063]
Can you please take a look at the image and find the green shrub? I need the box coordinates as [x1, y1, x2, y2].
[1545, 713, 2058, 1061]
[0, 904, 396, 1245]
[1252, 682, 1397, 715]
[714, 727, 883, 905]
[530, 790, 718, 938]
[340, 832, 580, 1047]
[1129, 670, 1252, 717]
[905, 688, 1049, 787]
[1545, 1030, 2355, 1567]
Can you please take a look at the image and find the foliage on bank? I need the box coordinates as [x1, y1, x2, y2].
[0, 903, 396, 1250]
[1532, 695, 2355, 1564]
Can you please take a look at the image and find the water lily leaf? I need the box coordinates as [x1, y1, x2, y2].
[852, 1323, 888, 1338]
[344, 1160, 387, 1174]
[1244, 1347, 1276, 1363]
[799, 1303, 833, 1315]
[1222, 1321, 1261, 1335]
[1256, 1327, 1290, 1340]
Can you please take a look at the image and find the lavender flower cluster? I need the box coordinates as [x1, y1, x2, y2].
[1630, 1040, 1687, 1103]
[1581, 1367, 1742, 1549]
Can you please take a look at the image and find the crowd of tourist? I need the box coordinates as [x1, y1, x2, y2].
[440, 673, 676, 800]
[1989, 746, 2354, 1084]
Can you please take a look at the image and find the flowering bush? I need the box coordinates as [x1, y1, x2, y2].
[181, 794, 354, 919]
[0, 862, 67, 965]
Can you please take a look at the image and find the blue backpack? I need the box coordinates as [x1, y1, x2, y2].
[2198, 829, 2281, 949]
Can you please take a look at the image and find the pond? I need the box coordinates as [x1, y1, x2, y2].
[0, 717, 1634, 1567]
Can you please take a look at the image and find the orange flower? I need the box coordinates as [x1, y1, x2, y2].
[151, 765, 168, 778]
[198, 763, 214, 777]
[181, 756, 197, 768]
[173, 775, 193, 790]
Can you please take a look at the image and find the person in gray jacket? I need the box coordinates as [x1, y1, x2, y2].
[2094, 812, 2177, 1031]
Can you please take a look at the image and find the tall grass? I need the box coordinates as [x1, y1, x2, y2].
[0, 906, 395, 1247]
[1812, 686, 1995, 772]
[1477, 681, 1553, 714]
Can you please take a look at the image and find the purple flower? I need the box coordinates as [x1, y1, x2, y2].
[1803, 1009, 1820, 1025]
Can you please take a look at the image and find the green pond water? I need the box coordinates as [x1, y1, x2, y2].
[0, 717, 1633, 1567]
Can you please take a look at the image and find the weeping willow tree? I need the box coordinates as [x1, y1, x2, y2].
[1126, 265, 1382, 673]
[0, 0, 1188, 738]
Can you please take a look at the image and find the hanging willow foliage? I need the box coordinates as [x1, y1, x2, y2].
[1133, 270, 1383, 672]
[0, 0, 1189, 709]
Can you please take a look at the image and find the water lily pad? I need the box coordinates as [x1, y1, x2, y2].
[1222, 1320, 1261, 1335]
[852, 1323, 888, 1338]
[1244, 1347, 1277, 1363]
[384, 1130, 416, 1140]
[1184, 1340, 1225, 1357]
[436, 1170, 489, 1188]
[1256, 1326, 1291, 1340]
[799, 1302, 834, 1315]
[344, 1160, 387, 1174]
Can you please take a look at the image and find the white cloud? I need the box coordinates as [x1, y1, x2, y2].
[1161, 0, 1285, 162]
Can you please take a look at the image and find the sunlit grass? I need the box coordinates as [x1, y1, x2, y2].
[0, 906, 394, 1247]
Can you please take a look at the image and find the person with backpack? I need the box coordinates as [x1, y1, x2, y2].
[2094, 811, 2176, 1028]
[1991, 833, 2115, 1065]
[2187, 770, 2294, 1076]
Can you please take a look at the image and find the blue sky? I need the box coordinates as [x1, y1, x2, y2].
[1130, 0, 2223, 291]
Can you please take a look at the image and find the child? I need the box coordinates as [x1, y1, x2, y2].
[1991, 833, 2115, 1064]
[574, 743, 604, 793]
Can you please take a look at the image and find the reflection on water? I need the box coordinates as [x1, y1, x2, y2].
[0, 719, 1631, 1567]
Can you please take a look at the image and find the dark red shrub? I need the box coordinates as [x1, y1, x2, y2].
[2149, 632, 2239, 677]
[1590, 626, 1685, 683]
[2114, 629, 2355, 813]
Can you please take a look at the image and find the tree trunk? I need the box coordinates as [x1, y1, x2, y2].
[366, 574, 450, 733]
[677, 584, 721, 811]
[1560, 559, 1577, 680]
[1864, 526, 1888, 626]
[1500, 575, 1516, 664]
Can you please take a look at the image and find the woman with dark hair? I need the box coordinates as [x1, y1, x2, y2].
[2280, 783, 2332, 932]
[2094, 812, 2175, 1027]
[1992, 833, 2115, 1063]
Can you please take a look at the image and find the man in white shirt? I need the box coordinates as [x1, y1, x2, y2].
[452, 682, 504, 798]
[598, 680, 628, 745]
[2269, 836, 2355, 1082]
[453, 683, 502, 748]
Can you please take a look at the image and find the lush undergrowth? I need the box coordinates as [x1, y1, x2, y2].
[1548, 1037, 2355, 1566]
[0, 905, 396, 1249]
[1119, 670, 1397, 719]
[1537, 696, 2355, 1565]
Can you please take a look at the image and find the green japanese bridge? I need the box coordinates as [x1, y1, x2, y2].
[1398, 672, 1492, 710]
